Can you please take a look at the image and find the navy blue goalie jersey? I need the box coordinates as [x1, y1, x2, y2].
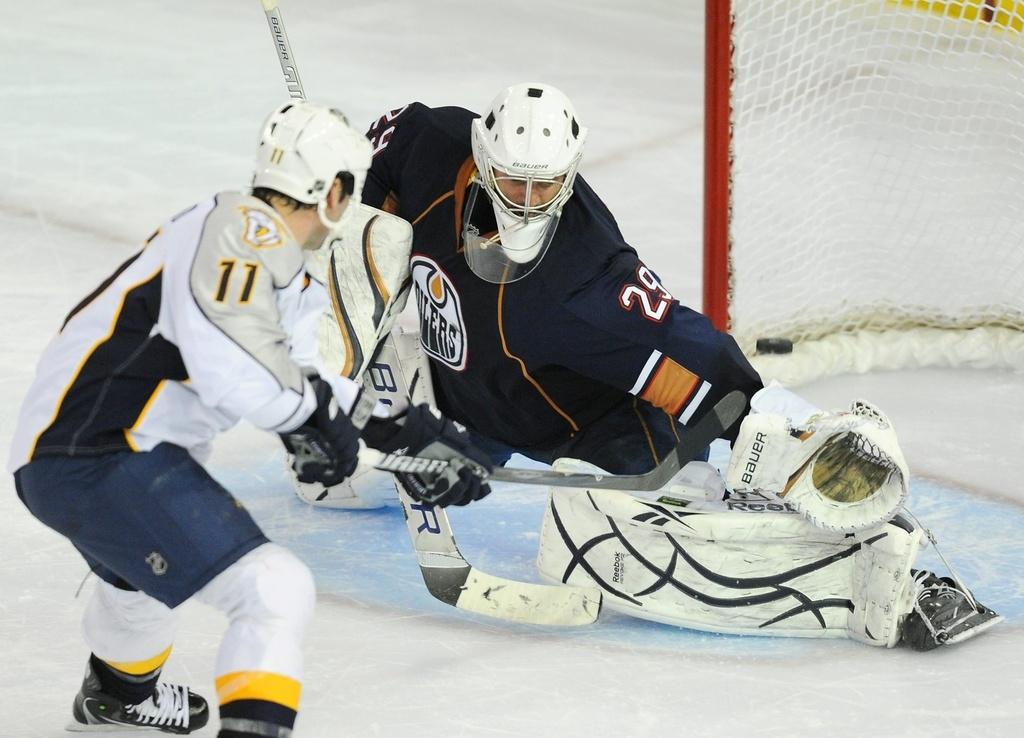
[363, 102, 762, 452]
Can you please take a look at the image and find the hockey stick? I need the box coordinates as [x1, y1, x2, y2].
[257, 3, 600, 625]
[368, 359, 602, 626]
[260, 0, 305, 99]
[359, 389, 748, 491]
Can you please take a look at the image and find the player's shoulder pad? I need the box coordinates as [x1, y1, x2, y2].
[204, 192, 303, 285]
[538, 229, 653, 340]
[539, 200, 636, 296]
[224, 192, 292, 249]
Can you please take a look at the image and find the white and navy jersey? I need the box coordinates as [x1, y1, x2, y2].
[8, 192, 334, 472]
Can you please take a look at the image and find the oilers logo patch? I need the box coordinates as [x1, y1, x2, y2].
[239, 207, 285, 249]
[411, 255, 466, 370]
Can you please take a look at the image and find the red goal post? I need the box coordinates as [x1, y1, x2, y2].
[703, 0, 1024, 384]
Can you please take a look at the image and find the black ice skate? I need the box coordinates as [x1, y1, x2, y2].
[901, 570, 1003, 651]
[68, 662, 209, 733]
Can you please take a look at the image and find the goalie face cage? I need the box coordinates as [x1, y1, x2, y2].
[703, 0, 1024, 385]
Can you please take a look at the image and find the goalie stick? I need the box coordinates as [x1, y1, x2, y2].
[357, 366, 603, 625]
[258, 1, 600, 625]
[359, 389, 748, 491]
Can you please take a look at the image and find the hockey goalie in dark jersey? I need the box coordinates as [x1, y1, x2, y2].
[298, 83, 1001, 651]
[363, 88, 762, 473]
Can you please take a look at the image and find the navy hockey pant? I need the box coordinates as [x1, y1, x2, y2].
[14, 443, 268, 608]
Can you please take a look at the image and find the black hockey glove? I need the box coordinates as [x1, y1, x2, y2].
[361, 404, 493, 507]
[279, 377, 360, 486]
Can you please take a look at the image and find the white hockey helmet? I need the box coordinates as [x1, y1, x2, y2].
[465, 83, 588, 283]
[252, 100, 372, 228]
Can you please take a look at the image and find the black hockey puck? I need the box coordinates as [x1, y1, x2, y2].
[755, 337, 793, 354]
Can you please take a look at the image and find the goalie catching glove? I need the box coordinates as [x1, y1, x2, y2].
[361, 404, 493, 507]
[726, 383, 909, 533]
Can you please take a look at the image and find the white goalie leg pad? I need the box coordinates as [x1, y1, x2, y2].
[725, 382, 909, 533]
[537, 482, 922, 645]
[82, 579, 179, 664]
[849, 516, 923, 647]
[664, 460, 727, 501]
[291, 462, 398, 509]
[194, 543, 315, 680]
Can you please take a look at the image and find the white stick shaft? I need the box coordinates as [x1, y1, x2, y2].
[261, 0, 306, 100]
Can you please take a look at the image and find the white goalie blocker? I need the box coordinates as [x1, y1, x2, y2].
[537, 462, 924, 646]
[290, 202, 414, 508]
[725, 382, 910, 533]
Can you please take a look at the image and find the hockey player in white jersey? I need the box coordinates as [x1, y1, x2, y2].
[8, 100, 492, 737]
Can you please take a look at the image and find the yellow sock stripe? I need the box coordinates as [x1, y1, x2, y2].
[216, 671, 302, 711]
[104, 645, 173, 676]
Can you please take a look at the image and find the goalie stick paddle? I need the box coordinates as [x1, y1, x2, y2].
[360, 389, 748, 491]
[394, 469, 602, 626]
[376, 368, 602, 626]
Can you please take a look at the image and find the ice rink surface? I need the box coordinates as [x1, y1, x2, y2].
[2, 2, 1022, 736]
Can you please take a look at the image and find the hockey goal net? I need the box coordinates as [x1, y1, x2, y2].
[704, 0, 1024, 384]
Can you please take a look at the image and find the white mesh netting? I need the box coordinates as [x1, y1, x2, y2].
[726, 1, 1024, 382]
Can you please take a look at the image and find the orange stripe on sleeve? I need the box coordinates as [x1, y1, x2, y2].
[640, 357, 699, 417]
[215, 671, 302, 711]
